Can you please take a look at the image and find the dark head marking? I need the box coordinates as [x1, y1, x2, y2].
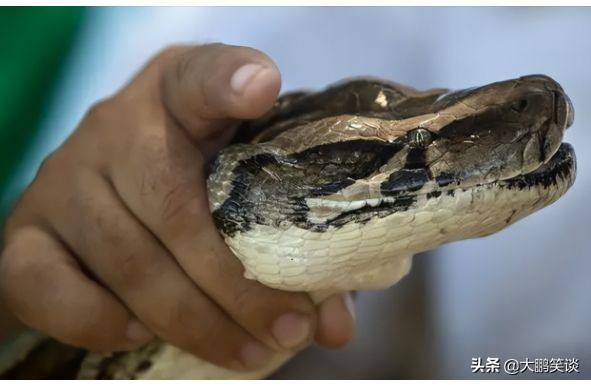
[409, 128, 433, 149]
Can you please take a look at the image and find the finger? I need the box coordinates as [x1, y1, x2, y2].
[110, 116, 317, 353]
[159, 43, 281, 142]
[0, 226, 152, 352]
[314, 292, 356, 348]
[41, 169, 274, 370]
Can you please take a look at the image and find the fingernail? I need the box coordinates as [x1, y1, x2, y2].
[240, 342, 273, 369]
[126, 319, 154, 343]
[271, 313, 311, 349]
[343, 292, 356, 322]
[231, 63, 265, 94]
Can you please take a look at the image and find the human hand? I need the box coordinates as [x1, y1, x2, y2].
[0, 44, 355, 371]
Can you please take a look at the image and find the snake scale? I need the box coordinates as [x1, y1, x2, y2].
[2, 75, 576, 379]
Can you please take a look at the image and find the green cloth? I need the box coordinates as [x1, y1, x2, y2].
[0, 7, 84, 225]
[0, 7, 84, 366]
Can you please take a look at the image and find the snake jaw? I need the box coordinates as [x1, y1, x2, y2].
[501, 142, 576, 191]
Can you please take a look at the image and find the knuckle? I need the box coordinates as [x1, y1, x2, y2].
[60, 311, 105, 348]
[160, 181, 203, 226]
[33, 150, 71, 191]
[86, 214, 163, 289]
[133, 138, 205, 212]
[63, 303, 127, 352]
[231, 283, 264, 316]
[0, 233, 43, 315]
[22, 151, 71, 216]
[166, 43, 223, 71]
[232, 284, 316, 330]
[111, 250, 146, 286]
[0, 233, 33, 287]
[188, 318, 232, 361]
[164, 295, 232, 357]
[174, 47, 196, 85]
[80, 98, 128, 149]
[180, 43, 225, 71]
[107, 248, 164, 290]
[155, 45, 189, 64]
[84, 98, 117, 126]
[157, 45, 196, 85]
[1, 205, 26, 243]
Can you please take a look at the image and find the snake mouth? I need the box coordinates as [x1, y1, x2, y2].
[500, 142, 576, 190]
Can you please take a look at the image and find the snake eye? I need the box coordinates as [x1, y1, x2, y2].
[409, 128, 433, 149]
[511, 99, 528, 113]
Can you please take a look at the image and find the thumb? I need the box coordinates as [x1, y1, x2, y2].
[158, 43, 281, 144]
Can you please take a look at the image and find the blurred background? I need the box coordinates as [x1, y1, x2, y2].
[1, 6, 589, 379]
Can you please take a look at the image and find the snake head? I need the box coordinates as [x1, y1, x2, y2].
[380, 74, 575, 191]
[208, 75, 577, 292]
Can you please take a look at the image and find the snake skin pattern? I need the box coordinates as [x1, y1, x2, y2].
[3, 75, 576, 379]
